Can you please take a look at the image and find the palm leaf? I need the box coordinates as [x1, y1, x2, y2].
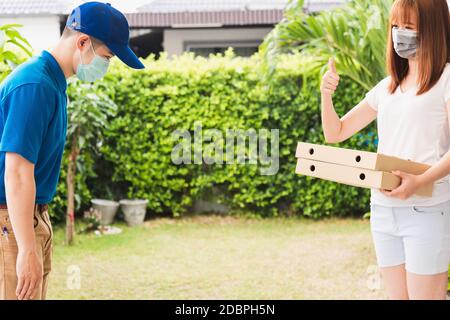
[261, 0, 394, 91]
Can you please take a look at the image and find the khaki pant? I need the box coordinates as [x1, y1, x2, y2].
[0, 204, 53, 300]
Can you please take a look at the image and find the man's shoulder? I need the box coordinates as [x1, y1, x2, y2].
[0, 56, 57, 101]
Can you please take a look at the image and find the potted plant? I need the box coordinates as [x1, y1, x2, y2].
[90, 199, 120, 225]
[119, 199, 148, 226]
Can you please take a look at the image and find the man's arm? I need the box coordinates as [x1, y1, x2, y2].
[4, 152, 43, 300]
[0, 84, 55, 300]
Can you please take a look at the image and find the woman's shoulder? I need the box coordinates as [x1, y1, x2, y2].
[438, 63, 450, 85]
[443, 62, 450, 75]
[372, 75, 391, 91]
[440, 62, 450, 77]
[380, 75, 392, 85]
[442, 63, 450, 91]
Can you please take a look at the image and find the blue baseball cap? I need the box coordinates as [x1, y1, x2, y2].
[66, 1, 144, 69]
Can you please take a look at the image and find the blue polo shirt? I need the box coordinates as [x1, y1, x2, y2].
[0, 50, 68, 204]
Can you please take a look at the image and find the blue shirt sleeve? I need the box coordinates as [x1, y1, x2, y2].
[0, 83, 56, 164]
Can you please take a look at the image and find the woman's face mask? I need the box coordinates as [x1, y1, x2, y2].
[392, 27, 418, 59]
[76, 40, 110, 82]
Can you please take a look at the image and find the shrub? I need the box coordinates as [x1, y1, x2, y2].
[49, 51, 375, 221]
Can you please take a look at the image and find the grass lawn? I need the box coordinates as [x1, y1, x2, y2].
[47, 215, 387, 300]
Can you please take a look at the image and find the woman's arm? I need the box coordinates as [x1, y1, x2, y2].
[321, 58, 377, 143]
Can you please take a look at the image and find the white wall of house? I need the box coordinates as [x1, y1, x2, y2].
[163, 27, 272, 56]
[0, 15, 61, 53]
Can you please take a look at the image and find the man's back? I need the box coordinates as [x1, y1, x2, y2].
[0, 51, 68, 204]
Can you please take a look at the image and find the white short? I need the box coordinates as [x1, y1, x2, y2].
[370, 199, 450, 275]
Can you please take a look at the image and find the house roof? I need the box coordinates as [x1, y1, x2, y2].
[137, 0, 289, 13]
[127, 0, 346, 28]
[0, 0, 346, 27]
[0, 0, 82, 16]
[137, 0, 346, 13]
[305, 0, 347, 12]
[0, 0, 347, 16]
[126, 10, 285, 28]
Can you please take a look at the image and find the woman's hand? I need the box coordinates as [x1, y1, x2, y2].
[321, 58, 340, 95]
[380, 170, 424, 200]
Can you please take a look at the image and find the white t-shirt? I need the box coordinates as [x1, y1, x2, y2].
[365, 63, 450, 207]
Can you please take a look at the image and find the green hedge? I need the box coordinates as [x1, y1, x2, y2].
[49, 51, 377, 222]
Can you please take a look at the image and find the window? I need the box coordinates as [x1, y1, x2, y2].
[184, 40, 261, 57]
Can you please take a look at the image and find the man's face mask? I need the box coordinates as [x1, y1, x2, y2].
[76, 40, 110, 82]
[392, 27, 418, 59]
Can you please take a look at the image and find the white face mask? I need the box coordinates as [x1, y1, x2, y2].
[392, 27, 418, 59]
[76, 40, 110, 82]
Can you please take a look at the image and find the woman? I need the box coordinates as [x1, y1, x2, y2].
[321, 0, 450, 300]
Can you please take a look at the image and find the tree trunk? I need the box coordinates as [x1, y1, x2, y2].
[65, 131, 80, 245]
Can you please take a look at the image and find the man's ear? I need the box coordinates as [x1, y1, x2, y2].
[76, 34, 90, 50]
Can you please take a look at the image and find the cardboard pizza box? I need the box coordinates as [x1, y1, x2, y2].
[295, 158, 433, 197]
[295, 142, 431, 175]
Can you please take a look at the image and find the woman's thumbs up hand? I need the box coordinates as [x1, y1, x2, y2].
[321, 58, 340, 95]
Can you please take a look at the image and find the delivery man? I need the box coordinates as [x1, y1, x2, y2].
[0, 2, 144, 300]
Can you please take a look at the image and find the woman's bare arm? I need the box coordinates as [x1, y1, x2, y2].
[321, 58, 377, 143]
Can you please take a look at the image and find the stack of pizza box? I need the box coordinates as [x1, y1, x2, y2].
[295, 142, 434, 197]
